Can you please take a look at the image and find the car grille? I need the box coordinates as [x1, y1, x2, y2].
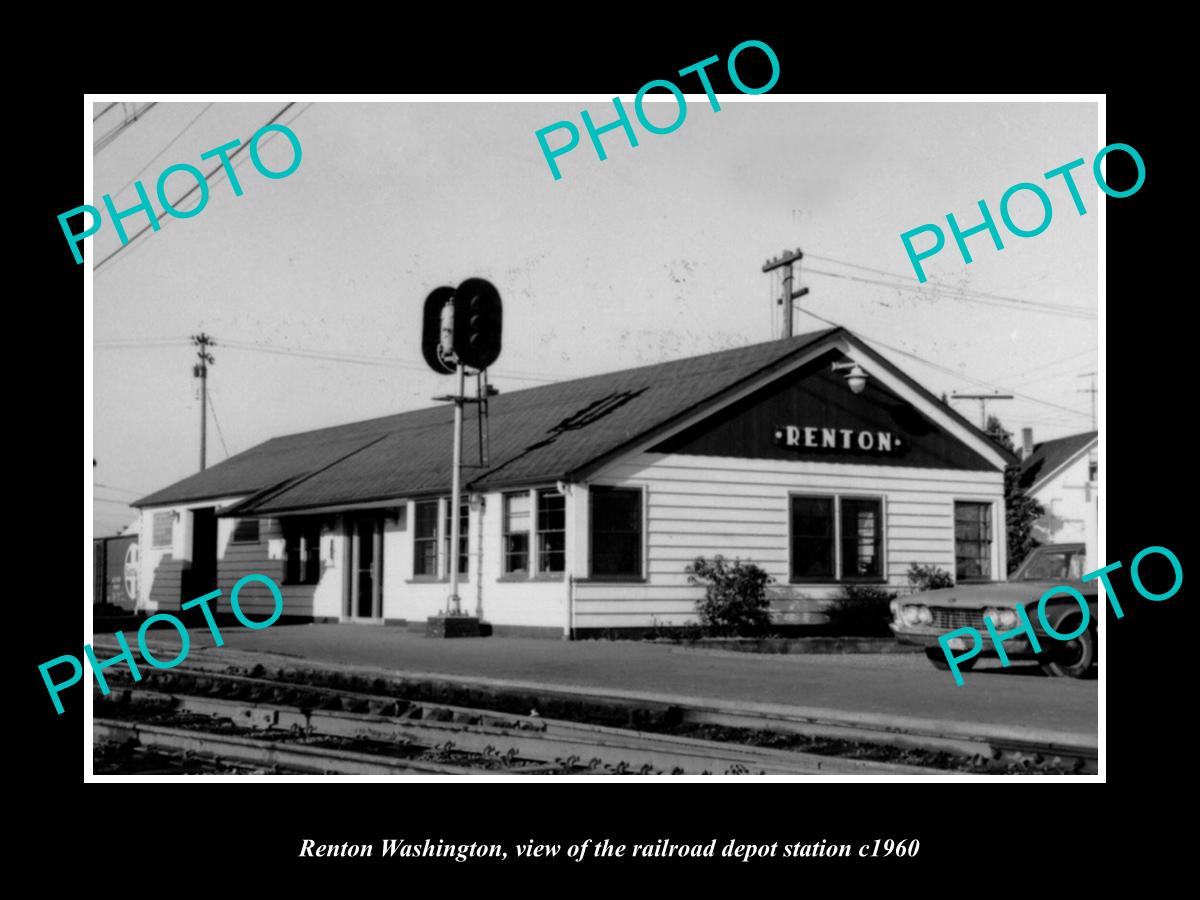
[930, 607, 985, 630]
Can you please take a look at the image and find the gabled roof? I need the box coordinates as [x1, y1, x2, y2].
[134, 326, 1013, 515]
[1019, 431, 1098, 494]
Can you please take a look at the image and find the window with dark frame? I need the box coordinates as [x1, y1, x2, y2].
[955, 501, 993, 581]
[284, 520, 322, 585]
[443, 500, 469, 576]
[537, 489, 566, 574]
[152, 512, 173, 548]
[413, 500, 439, 577]
[503, 492, 530, 574]
[790, 496, 836, 580]
[840, 497, 883, 580]
[231, 518, 261, 544]
[590, 487, 642, 578]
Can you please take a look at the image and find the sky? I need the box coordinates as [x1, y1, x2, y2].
[90, 99, 1099, 536]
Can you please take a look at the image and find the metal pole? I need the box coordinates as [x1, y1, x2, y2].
[781, 266, 794, 339]
[447, 363, 465, 615]
[199, 363, 207, 472]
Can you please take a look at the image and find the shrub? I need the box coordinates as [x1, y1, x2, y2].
[906, 564, 954, 591]
[685, 555, 774, 636]
[823, 584, 898, 636]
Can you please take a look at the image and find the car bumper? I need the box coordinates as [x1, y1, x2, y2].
[890, 624, 1038, 657]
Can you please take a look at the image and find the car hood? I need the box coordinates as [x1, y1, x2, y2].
[910, 581, 1063, 609]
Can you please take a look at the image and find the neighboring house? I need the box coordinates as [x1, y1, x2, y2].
[132, 327, 1015, 638]
[1018, 429, 1099, 570]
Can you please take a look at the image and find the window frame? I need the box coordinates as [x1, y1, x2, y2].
[442, 497, 470, 579]
[230, 518, 262, 545]
[953, 499, 994, 583]
[587, 484, 646, 582]
[787, 492, 887, 585]
[283, 520, 322, 586]
[502, 491, 531, 575]
[536, 488, 567, 575]
[412, 499, 440, 579]
[151, 511, 173, 549]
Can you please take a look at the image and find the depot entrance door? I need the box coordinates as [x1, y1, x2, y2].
[345, 517, 383, 621]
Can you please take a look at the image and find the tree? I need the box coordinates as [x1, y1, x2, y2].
[984, 415, 1044, 573]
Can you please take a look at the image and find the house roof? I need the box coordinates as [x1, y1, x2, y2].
[134, 326, 1013, 514]
[1019, 431, 1098, 494]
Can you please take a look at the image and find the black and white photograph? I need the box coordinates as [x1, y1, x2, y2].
[83, 92, 1104, 781]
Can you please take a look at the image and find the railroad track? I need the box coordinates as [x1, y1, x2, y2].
[93, 665, 941, 775]
[90, 641, 1096, 775]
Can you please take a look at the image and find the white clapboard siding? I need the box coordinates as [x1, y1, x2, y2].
[575, 452, 1003, 629]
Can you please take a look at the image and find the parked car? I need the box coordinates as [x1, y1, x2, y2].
[890, 543, 1096, 678]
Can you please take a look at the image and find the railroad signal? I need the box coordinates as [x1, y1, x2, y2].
[452, 278, 503, 371]
[421, 286, 457, 375]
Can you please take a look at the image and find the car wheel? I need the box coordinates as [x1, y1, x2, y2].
[925, 647, 977, 671]
[1040, 625, 1097, 678]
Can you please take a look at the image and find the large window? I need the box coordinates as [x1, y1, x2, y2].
[284, 520, 321, 585]
[152, 512, 173, 548]
[537, 490, 566, 573]
[590, 487, 642, 578]
[790, 496, 835, 579]
[955, 501, 993, 581]
[503, 492, 530, 574]
[230, 518, 261, 544]
[790, 495, 883, 582]
[413, 500, 439, 577]
[444, 500, 470, 576]
[840, 498, 883, 580]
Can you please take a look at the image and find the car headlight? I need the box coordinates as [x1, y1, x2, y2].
[901, 605, 922, 626]
[985, 607, 1018, 629]
[916, 606, 932, 625]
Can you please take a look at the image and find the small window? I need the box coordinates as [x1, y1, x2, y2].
[590, 487, 642, 578]
[955, 502, 993, 581]
[152, 512, 173, 548]
[1088, 450, 1098, 482]
[840, 497, 883, 580]
[503, 492, 530, 574]
[413, 501, 439, 577]
[284, 520, 322, 585]
[231, 518, 260, 544]
[537, 489, 566, 574]
[443, 500, 469, 576]
[790, 496, 835, 579]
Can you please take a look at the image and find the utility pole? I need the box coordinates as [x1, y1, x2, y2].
[762, 248, 809, 339]
[950, 391, 1013, 429]
[191, 333, 216, 471]
[1078, 372, 1097, 430]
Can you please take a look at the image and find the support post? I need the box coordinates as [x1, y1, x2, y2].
[447, 363, 465, 615]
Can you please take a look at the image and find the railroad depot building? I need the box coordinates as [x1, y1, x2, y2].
[131, 326, 1015, 637]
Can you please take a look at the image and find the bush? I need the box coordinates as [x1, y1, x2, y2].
[686, 556, 774, 636]
[823, 584, 898, 636]
[906, 564, 954, 591]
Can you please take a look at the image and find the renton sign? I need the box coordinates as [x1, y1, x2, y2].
[774, 425, 901, 453]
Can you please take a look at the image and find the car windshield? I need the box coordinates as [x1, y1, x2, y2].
[1019, 549, 1084, 581]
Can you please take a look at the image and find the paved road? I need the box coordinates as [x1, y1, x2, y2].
[144, 624, 1097, 738]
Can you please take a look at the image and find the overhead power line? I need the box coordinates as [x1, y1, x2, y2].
[94, 102, 158, 153]
[93, 102, 118, 122]
[110, 102, 215, 200]
[804, 266, 1095, 320]
[207, 391, 232, 459]
[94, 102, 296, 272]
[220, 338, 559, 382]
[798, 307, 1094, 421]
[806, 251, 1096, 318]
